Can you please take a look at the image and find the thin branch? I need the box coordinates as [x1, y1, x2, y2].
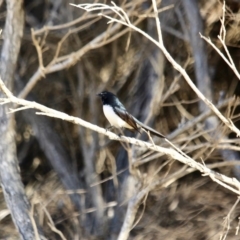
[18, 22, 122, 99]
[200, 1, 240, 80]
[220, 197, 240, 240]
[73, 1, 240, 137]
[19, 1, 153, 100]
[0, 77, 239, 196]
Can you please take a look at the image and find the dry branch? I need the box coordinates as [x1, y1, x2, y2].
[182, 0, 240, 179]
[68, 2, 240, 239]
[200, 1, 240, 81]
[1, 0, 239, 239]
[18, 22, 122, 99]
[18, 1, 160, 101]
[72, 1, 240, 138]
[0, 77, 239, 195]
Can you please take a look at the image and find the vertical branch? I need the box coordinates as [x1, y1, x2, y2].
[182, 0, 240, 179]
[182, 0, 212, 111]
[76, 65, 107, 236]
[0, 0, 44, 239]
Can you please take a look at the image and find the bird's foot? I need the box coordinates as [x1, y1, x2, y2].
[106, 125, 114, 132]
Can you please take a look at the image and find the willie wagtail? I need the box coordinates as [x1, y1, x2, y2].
[97, 91, 165, 138]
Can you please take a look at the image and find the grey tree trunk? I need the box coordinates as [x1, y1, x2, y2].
[0, 0, 44, 239]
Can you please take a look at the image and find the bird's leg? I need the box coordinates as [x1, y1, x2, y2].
[118, 128, 125, 137]
[118, 128, 131, 151]
[106, 125, 114, 132]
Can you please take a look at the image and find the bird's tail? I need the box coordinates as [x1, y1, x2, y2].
[134, 118, 165, 139]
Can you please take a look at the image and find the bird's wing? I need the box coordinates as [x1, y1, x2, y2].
[114, 106, 139, 131]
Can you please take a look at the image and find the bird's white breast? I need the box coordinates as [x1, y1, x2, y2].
[103, 105, 133, 129]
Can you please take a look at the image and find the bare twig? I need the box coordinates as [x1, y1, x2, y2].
[73, 0, 240, 137]
[19, 1, 155, 100]
[18, 22, 122, 99]
[220, 197, 240, 240]
[0, 77, 239, 195]
[41, 203, 67, 240]
[200, 1, 240, 80]
[69, 2, 240, 239]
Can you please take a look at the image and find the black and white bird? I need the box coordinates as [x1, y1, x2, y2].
[97, 91, 165, 138]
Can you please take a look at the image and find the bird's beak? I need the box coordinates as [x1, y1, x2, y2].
[97, 93, 101, 97]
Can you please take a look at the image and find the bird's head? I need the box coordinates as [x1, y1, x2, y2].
[97, 91, 116, 104]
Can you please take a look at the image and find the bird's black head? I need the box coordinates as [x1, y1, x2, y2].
[97, 91, 117, 105]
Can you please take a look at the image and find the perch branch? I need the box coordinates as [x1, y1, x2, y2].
[72, 1, 240, 137]
[0, 77, 239, 196]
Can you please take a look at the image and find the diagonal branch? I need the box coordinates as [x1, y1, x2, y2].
[0, 77, 240, 196]
[72, 1, 240, 137]
[200, 1, 240, 81]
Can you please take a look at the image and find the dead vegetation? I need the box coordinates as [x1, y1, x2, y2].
[1, 0, 240, 239]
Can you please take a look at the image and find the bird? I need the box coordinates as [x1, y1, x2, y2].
[97, 91, 165, 138]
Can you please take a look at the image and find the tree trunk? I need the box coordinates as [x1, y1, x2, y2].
[0, 0, 44, 239]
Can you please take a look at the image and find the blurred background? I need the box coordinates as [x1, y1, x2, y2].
[1, 0, 240, 239]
